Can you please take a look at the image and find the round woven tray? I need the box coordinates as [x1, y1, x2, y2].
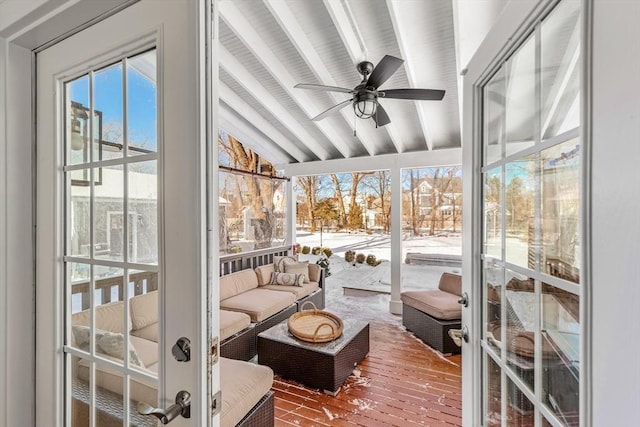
[288, 301, 344, 343]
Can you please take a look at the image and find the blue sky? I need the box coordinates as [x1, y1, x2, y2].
[70, 61, 157, 150]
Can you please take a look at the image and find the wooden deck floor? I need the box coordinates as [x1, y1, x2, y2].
[271, 319, 462, 426]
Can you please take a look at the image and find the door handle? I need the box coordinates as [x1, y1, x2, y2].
[458, 292, 469, 307]
[448, 326, 469, 347]
[137, 390, 191, 424]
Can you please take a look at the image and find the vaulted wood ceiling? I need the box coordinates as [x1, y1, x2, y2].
[218, 0, 508, 166]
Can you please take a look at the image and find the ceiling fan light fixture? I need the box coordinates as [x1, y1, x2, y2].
[353, 92, 377, 119]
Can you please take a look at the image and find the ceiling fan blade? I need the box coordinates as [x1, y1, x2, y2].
[294, 83, 352, 94]
[372, 104, 391, 127]
[366, 55, 404, 89]
[311, 99, 352, 121]
[382, 88, 445, 101]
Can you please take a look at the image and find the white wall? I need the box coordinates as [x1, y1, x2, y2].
[0, 36, 34, 427]
[590, 0, 640, 424]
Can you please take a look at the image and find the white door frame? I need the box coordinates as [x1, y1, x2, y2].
[35, 1, 215, 425]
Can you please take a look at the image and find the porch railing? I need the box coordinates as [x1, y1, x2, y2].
[71, 271, 158, 311]
[220, 245, 290, 275]
[71, 246, 290, 310]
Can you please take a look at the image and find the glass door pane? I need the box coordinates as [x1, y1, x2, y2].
[479, 1, 582, 425]
[65, 49, 159, 426]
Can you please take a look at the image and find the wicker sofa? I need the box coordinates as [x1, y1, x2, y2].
[71, 292, 275, 427]
[400, 272, 463, 355]
[219, 259, 325, 361]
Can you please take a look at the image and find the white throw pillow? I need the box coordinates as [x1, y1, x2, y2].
[269, 271, 304, 287]
[72, 325, 143, 367]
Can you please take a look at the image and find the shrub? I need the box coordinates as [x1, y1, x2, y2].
[366, 254, 377, 266]
[311, 246, 322, 255]
[316, 254, 331, 277]
[301, 245, 310, 254]
[322, 247, 333, 258]
[345, 250, 356, 263]
[355, 253, 366, 264]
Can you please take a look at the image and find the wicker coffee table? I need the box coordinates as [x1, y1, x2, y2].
[257, 318, 369, 395]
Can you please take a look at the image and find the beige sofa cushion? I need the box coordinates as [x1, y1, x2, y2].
[220, 310, 252, 341]
[438, 272, 462, 296]
[221, 289, 295, 322]
[260, 282, 319, 300]
[77, 356, 158, 407]
[220, 357, 273, 427]
[72, 300, 132, 335]
[307, 263, 321, 283]
[284, 262, 310, 283]
[130, 335, 158, 368]
[401, 289, 462, 320]
[131, 323, 158, 343]
[273, 255, 298, 272]
[219, 269, 259, 301]
[130, 290, 158, 331]
[254, 263, 274, 286]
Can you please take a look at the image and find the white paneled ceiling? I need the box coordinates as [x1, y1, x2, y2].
[218, 0, 508, 165]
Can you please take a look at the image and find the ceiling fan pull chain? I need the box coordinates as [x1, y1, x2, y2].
[354, 114, 357, 137]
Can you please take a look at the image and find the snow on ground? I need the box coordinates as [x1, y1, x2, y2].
[296, 230, 462, 263]
[295, 231, 527, 327]
[296, 231, 463, 324]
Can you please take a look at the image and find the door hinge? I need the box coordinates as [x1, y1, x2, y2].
[211, 336, 219, 365]
[211, 390, 222, 416]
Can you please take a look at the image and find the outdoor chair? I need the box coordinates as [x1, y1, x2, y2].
[400, 272, 462, 354]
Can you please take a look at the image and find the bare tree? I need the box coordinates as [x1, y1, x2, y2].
[297, 176, 318, 232]
[347, 172, 370, 230]
[362, 171, 391, 232]
[330, 174, 347, 228]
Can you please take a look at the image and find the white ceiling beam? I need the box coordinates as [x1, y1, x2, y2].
[324, 0, 404, 154]
[219, 45, 329, 161]
[386, 0, 434, 151]
[284, 148, 463, 177]
[263, 0, 378, 157]
[219, 1, 352, 159]
[322, 0, 367, 65]
[219, 82, 309, 163]
[219, 104, 290, 165]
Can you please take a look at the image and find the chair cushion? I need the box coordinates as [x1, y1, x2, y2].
[220, 289, 296, 322]
[401, 289, 462, 320]
[260, 282, 319, 299]
[220, 357, 273, 427]
[219, 269, 259, 301]
[220, 310, 251, 341]
[130, 290, 158, 330]
[438, 272, 462, 296]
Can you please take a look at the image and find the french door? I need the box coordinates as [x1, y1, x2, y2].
[36, 1, 215, 425]
[463, 1, 585, 426]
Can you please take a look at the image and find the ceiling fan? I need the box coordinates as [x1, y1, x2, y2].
[294, 54, 445, 128]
